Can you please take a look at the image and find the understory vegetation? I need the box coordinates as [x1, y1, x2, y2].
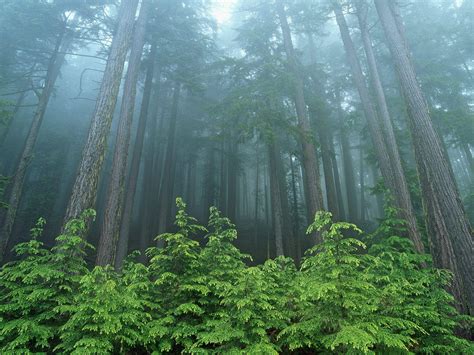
[0, 199, 471, 354]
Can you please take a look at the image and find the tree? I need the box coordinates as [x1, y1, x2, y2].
[331, 0, 424, 253]
[276, 1, 324, 237]
[0, 12, 76, 261]
[97, 0, 151, 267]
[375, 0, 473, 315]
[63, 0, 139, 227]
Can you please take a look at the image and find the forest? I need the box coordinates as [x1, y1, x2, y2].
[0, 0, 473, 353]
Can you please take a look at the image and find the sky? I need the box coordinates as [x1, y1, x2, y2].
[211, 0, 238, 25]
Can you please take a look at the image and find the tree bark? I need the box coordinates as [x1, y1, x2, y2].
[375, 0, 474, 314]
[333, 1, 424, 252]
[276, 1, 323, 241]
[63, 0, 139, 226]
[356, 0, 423, 251]
[97, 0, 150, 267]
[115, 42, 158, 269]
[0, 20, 71, 260]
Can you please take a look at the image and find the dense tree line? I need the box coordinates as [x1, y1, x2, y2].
[0, 0, 472, 350]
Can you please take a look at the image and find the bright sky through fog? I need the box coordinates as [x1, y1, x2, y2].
[211, 0, 237, 25]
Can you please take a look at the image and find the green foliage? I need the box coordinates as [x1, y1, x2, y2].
[0, 210, 94, 353]
[0, 202, 471, 354]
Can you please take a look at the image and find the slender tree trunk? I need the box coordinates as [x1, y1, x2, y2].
[63, 0, 139, 226]
[219, 140, 227, 214]
[115, 42, 158, 269]
[254, 142, 260, 251]
[0, 22, 70, 260]
[227, 140, 238, 222]
[276, 1, 323, 240]
[140, 104, 164, 257]
[331, 139, 346, 220]
[264, 166, 271, 259]
[375, 0, 474, 315]
[268, 141, 284, 256]
[335, 88, 358, 222]
[276, 151, 295, 258]
[185, 159, 196, 211]
[97, 1, 150, 267]
[333, 1, 424, 252]
[320, 131, 340, 219]
[289, 154, 302, 262]
[359, 144, 366, 222]
[156, 82, 181, 240]
[204, 142, 216, 221]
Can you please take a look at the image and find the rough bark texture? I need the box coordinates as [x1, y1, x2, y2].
[97, 1, 150, 267]
[276, 1, 323, 243]
[375, 0, 473, 315]
[115, 42, 158, 269]
[63, 0, 139, 226]
[356, 1, 424, 252]
[0, 22, 70, 260]
[333, 1, 424, 252]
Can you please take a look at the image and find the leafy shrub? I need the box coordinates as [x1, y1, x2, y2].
[0, 200, 471, 354]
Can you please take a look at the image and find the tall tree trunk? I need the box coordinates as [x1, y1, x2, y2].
[0, 21, 71, 260]
[219, 140, 227, 214]
[356, 1, 423, 250]
[320, 131, 340, 219]
[289, 154, 302, 262]
[156, 82, 181, 241]
[264, 165, 271, 259]
[115, 42, 158, 269]
[331, 139, 346, 220]
[227, 140, 238, 222]
[254, 142, 260, 251]
[333, 1, 424, 252]
[375, 0, 474, 315]
[268, 141, 284, 256]
[63, 0, 139, 226]
[97, 1, 150, 267]
[335, 88, 358, 222]
[140, 103, 164, 257]
[276, 151, 295, 258]
[276, 1, 323, 240]
[359, 143, 366, 222]
[204, 141, 216, 221]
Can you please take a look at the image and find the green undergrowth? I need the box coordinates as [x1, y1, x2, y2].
[0, 198, 472, 354]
